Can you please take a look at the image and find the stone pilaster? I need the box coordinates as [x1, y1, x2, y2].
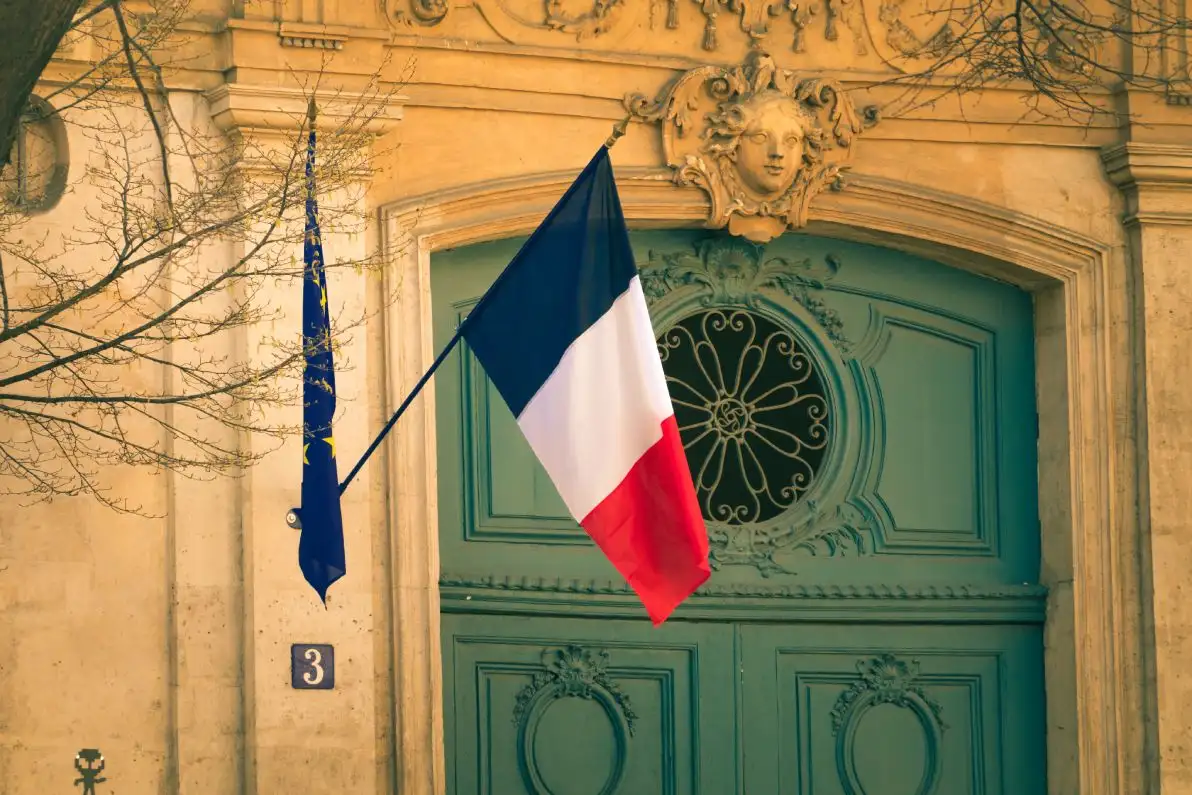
[1103, 141, 1192, 793]
[178, 79, 403, 795]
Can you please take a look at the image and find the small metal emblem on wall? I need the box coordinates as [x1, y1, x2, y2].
[74, 749, 106, 795]
[291, 643, 335, 689]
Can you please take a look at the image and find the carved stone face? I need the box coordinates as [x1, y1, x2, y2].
[732, 93, 810, 200]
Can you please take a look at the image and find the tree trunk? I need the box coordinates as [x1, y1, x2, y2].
[0, 0, 86, 168]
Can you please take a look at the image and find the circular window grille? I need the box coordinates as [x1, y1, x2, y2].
[658, 308, 830, 525]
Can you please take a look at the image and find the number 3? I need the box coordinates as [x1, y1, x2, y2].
[303, 648, 325, 685]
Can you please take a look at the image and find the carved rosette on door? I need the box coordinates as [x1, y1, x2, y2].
[511, 645, 638, 795]
[640, 236, 895, 575]
[830, 654, 947, 795]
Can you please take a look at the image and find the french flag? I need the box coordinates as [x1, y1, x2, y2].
[460, 146, 711, 624]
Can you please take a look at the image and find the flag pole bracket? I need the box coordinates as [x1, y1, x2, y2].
[605, 116, 630, 149]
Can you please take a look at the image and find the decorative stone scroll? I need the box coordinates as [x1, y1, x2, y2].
[380, 0, 869, 53]
[626, 49, 878, 242]
[691, 0, 868, 54]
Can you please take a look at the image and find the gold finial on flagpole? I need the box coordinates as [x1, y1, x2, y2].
[307, 96, 318, 126]
[604, 116, 629, 149]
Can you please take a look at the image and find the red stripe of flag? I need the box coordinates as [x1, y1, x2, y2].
[581, 416, 711, 624]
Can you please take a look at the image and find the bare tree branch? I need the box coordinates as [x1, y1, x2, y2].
[0, 0, 406, 513]
[111, 0, 173, 206]
[0, 249, 9, 333]
[866, 0, 1188, 122]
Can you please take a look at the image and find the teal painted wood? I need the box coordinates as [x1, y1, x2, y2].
[441, 614, 737, 795]
[737, 623, 1046, 794]
[432, 230, 1046, 795]
[431, 231, 1040, 593]
[433, 238, 589, 565]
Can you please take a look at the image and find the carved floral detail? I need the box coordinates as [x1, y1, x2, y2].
[383, 0, 867, 52]
[821, 0, 868, 51]
[627, 50, 878, 243]
[381, 0, 451, 25]
[709, 500, 868, 574]
[639, 237, 849, 350]
[545, 0, 627, 38]
[830, 654, 946, 734]
[691, 0, 868, 53]
[693, 0, 781, 49]
[875, 0, 956, 58]
[383, 0, 626, 40]
[869, 0, 1097, 75]
[512, 645, 638, 736]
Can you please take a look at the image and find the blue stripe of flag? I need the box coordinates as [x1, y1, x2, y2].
[461, 147, 637, 417]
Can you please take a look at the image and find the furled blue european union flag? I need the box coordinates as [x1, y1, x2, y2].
[296, 119, 346, 603]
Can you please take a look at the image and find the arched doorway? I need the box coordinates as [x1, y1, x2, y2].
[432, 228, 1046, 793]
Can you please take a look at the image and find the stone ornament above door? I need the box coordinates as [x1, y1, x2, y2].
[625, 50, 879, 242]
[383, 0, 889, 59]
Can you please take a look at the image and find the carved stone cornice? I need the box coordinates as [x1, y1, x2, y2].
[226, 16, 394, 41]
[1101, 142, 1192, 190]
[278, 23, 350, 50]
[205, 84, 406, 138]
[1100, 142, 1192, 226]
[203, 84, 405, 181]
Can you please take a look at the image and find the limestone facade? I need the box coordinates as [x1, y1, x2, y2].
[1, 0, 1190, 793]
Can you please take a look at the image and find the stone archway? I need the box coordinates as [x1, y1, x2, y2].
[377, 167, 1138, 795]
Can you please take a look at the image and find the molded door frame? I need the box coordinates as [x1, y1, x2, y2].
[377, 167, 1138, 795]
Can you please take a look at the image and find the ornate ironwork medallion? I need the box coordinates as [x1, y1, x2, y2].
[660, 308, 830, 525]
[641, 236, 887, 574]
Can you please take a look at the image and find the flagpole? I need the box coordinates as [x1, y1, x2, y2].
[286, 94, 322, 533]
[325, 118, 633, 505]
[336, 329, 465, 495]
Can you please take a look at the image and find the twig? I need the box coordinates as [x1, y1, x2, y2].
[0, 249, 9, 333]
[111, 0, 173, 207]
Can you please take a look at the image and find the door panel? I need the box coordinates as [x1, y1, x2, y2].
[871, 312, 992, 543]
[442, 614, 737, 795]
[738, 624, 1045, 795]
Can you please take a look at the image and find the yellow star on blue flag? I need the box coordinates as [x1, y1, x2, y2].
[295, 111, 346, 603]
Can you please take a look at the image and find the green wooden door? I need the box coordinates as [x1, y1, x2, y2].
[434, 231, 1045, 795]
